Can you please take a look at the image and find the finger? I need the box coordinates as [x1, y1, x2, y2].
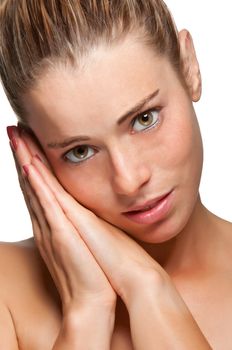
[11, 147, 25, 190]
[29, 152, 146, 280]
[23, 162, 114, 288]
[11, 147, 36, 222]
[9, 130, 53, 251]
[11, 133, 114, 299]
[9, 129, 60, 234]
[30, 155, 127, 271]
[31, 155, 91, 217]
[19, 126, 52, 170]
[31, 156, 156, 283]
[17, 171, 56, 277]
[23, 162, 95, 258]
[21, 172, 71, 294]
[30, 155, 124, 254]
[9, 126, 32, 166]
[24, 163, 70, 231]
[11, 147, 39, 223]
[12, 148, 52, 249]
[23, 162, 111, 263]
[23, 178, 47, 243]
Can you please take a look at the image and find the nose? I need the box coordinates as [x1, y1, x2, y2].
[110, 146, 151, 196]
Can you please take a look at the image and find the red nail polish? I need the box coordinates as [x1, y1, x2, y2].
[6, 126, 17, 140]
[10, 138, 18, 151]
[23, 165, 30, 176]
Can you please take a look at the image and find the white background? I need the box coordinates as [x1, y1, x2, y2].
[0, 0, 232, 242]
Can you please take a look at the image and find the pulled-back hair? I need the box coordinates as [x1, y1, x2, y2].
[0, 0, 180, 122]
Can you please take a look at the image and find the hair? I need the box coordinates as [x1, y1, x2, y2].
[0, 0, 180, 124]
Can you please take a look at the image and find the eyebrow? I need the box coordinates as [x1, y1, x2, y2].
[47, 88, 159, 149]
[47, 135, 91, 149]
[117, 88, 159, 125]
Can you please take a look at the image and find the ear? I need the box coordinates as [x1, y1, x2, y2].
[178, 29, 202, 102]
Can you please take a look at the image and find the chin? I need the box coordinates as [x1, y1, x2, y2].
[129, 220, 180, 244]
[126, 201, 197, 244]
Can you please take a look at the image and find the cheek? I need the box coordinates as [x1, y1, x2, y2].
[160, 108, 203, 177]
[48, 158, 110, 211]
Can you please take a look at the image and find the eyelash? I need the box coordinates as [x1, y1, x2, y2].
[63, 107, 161, 165]
[130, 107, 161, 133]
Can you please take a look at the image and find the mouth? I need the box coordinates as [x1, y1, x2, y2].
[122, 190, 174, 225]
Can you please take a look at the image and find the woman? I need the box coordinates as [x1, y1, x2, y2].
[0, 0, 231, 348]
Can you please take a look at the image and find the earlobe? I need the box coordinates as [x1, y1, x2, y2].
[178, 29, 202, 102]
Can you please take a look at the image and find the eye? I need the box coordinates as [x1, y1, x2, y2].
[132, 109, 160, 132]
[64, 145, 95, 164]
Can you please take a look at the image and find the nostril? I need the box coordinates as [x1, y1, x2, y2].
[112, 170, 150, 196]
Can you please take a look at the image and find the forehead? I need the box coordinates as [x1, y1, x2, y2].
[23, 38, 173, 137]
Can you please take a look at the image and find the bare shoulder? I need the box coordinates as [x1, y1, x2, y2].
[0, 238, 61, 349]
[0, 238, 45, 299]
[0, 237, 61, 306]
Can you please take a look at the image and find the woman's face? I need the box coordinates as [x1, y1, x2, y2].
[23, 35, 203, 243]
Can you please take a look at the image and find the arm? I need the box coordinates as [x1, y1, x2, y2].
[0, 300, 115, 350]
[53, 304, 115, 349]
[124, 273, 212, 350]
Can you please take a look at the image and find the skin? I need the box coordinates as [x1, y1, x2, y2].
[1, 29, 232, 349]
[23, 32, 203, 247]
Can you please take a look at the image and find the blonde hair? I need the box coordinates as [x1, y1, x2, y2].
[0, 0, 180, 123]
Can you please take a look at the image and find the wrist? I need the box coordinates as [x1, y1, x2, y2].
[54, 304, 116, 349]
[63, 301, 116, 331]
[120, 266, 169, 309]
[60, 291, 116, 322]
[126, 283, 211, 350]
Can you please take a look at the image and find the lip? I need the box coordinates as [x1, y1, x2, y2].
[122, 190, 173, 225]
[124, 191, 172, 212]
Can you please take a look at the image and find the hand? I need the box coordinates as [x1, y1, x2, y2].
[8, 127, 171, 305]
[9, 126, 209, 349]
[7, 126, 117, 315]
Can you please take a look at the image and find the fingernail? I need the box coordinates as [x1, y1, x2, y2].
[23, 165, 30, 176]
[6, 126, 17, 140]
[10, 138, 18, 151]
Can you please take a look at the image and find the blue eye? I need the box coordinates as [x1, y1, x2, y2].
[64, 145, 95, 164]
[132, 109, 160, 132]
